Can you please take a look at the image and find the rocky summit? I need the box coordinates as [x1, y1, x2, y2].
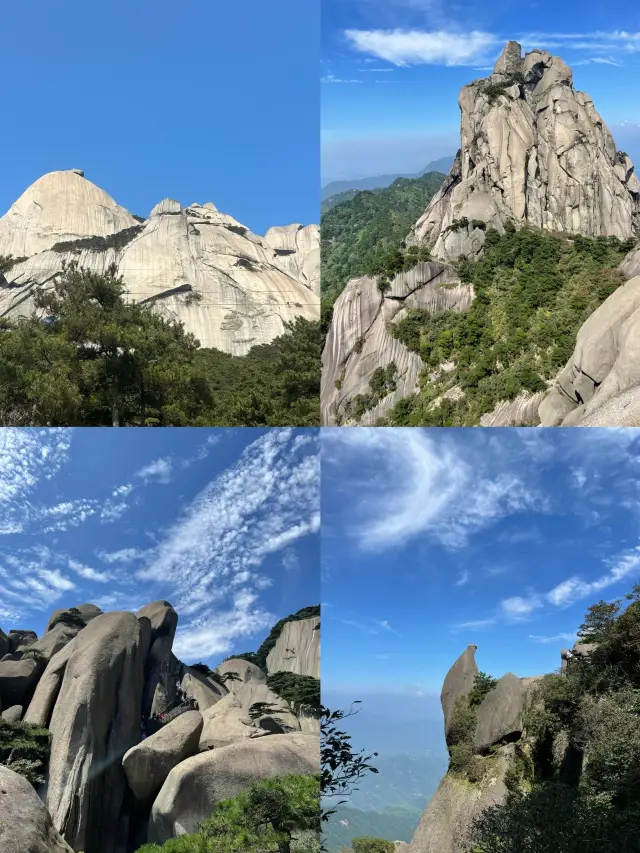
[408, 41, 640, 261]
[0, 602, 320, 853]
[0, 170, 319, 355]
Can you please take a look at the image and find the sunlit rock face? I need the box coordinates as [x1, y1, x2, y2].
[0, 171, 319, 354]
[408, 42, 640, 262]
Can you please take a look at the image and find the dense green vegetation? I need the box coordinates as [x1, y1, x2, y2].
[447, 672, 498, 782]
[225, 605, 320, 674]
[467, 586, 640, 852]
[0, 262, 320, 426]
[324, 806, 421, 852]
[0, 718, 51, 786]
[384, 227, 635, 425]
[320, 172, 445, 310]
[136, 774, 320, 853]
[267, 672, 321, 713]
[48, 607, 86, 630]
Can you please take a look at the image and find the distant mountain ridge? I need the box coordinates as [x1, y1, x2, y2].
[321, 157, 454, 201]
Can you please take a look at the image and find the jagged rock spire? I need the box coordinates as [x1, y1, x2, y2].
[493, 41, 522, 75]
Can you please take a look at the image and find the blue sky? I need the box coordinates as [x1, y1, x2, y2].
[0, 428, 319, 666]
[1, 0, 319, 235]
[322, 0, 640, 182]
[322, 428, 640, 707]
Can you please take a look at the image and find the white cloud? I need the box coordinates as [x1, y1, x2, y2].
[282, 550, 299, 572]
[529, 633, 577, 644]
[545, 547, 640, 608]
[68, 559, 111, 583]
[323, 429, 541, 551]
[344, 29, 498, 66]
[456, 570, 470, 587]
[454, 618, 497, 629]
[97, 548, 148, 564]
[501, 595, 543, 620]
[135, 457, 173, 484]
[322, 73, 363, 84]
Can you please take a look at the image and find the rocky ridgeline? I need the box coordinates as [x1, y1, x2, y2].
[0, 170, 319, 355]
[407, 640, 594, 853]
[325, 41, 640, 427]
[0, 602, 320, 853]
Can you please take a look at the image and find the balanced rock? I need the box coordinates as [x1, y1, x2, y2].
[473, 673, 524, 751]
[45, 603, 102, 632]
[136, 600, 178, 643]
[45, 611, 148, 853]
[149, 733, 319, 844]
[441, 645, 478, 741]
[0, 765, 73, 853]
[123, 709, 203, 804]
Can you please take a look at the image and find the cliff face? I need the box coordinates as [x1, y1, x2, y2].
[0, 170, 319, 355]
[408, 41, 640, 262]
[266, 615, 320, 679]
[0, 601, 319, 853]
[321, 263, 473, 426]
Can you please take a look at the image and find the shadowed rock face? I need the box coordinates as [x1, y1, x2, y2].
[441, 645, 478, 741]
[408, 42, 640, 262]
[0, 765, 73, 853]
[322, 262, 473, 426]
[474, 673, 524, 751]
[0, 171, 319, 354]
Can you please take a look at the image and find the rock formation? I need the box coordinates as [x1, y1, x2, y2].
[408, 41, 640, 262]
[0, 170, 319, 354]
[441, 644, 478, 740]
[266, 614, 320, 678]
[0, 602, 320, 852]
[322, 263, 473, 425]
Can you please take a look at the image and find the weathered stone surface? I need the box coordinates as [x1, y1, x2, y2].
[29, 623, 81, 663]
[149, 733, 319, 843]
[123, 709, 203, 804]
[24, 639, 77, 727]
[619, 245, 640, 280]
[264, 224, 320, 295]
[216, 658, 300, 732]
[142, 635, 174, 720]
[0, 657, 44, 708]
[45, 603, 102, 632]
[538, 274, 640, 425]
[151, 651, 183, 717]
[0, 172, 319, 354]
[8, 629, 37, 652]
[199, 692, 260, 750]
[441, 645, 478, 740]
[474, 673, 524, 751]
[408, 744, 513, 853]
[1, 704, 23, 721]
[408, 43, 640, 262]
[266, 615, 320, 678]
[322, 263, 473, 426]
[136, 600, 178, 643]
[180, 666, 227, 711]
[45, 611, 147, 853]
[0, 627, 9, 659]
[479, 391, 545, 426]
[0, 765, 73, 853]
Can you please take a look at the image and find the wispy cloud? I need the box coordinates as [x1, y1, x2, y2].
[529, 633, 577, 644]
[135, 457, 173, 484]
[322, 73, 363, 84]
[68, 559, 112, 584]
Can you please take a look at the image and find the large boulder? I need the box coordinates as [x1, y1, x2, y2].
[473, 673, 524, 751]
[408, 744, 513, 853]
[45, 603, 102, 632]
[8, 629, 38, 652]
[136, 600, 178, 644]
[199, 692, 262, 750]
[0, 765, 73, 853]
[24, 639, 77, 727]
[44, 611, 149, 853]
[216, 658, 299, 731]
[181, 667, 227, 711]
[123, 710, 203, 804]
[441, 645, 478, 740]
[149, 733, 319, 844]
[266, 615, 320, 678]
[142, 634, 174, 720]
[0, 657, 45, 708]
[29, 623, 81, 663]
[1, 704, 23, 722]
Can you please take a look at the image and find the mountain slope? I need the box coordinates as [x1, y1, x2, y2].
[0, 170, 319, 355]
[321, 172, 446, 306]
[321, 157, 454, 201]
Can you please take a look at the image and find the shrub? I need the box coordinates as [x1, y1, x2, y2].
[469, 672, 498, 707]
[267, 672, 321, 712]
[352, 838, 395, 853]
[48, 607, 86, 630]
[0, 719, 51, 786]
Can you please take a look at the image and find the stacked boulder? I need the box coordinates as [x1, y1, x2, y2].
[0, 602, 320, 852]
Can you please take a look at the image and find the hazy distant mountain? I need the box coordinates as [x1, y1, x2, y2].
[321, 156, 454, 201]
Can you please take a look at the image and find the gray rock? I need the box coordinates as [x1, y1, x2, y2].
[181, 666, 227, 711]
[44, 611, 147, 853]
[29, 623, 81, 663]
[408, 744, 513, 853]
[441, 645, 478, 741]
[149, 733, 319, 844]
[0, 657, 45, 708]
[216, 658, 300, 732]
[1, 704, 23, 722]
[142, 634, 174, 720]
[45, 603, 102, 632]
[409, 43, 640, 262]
[266, 615, 320, 678]
[123, 710, 203, 804]
[8, 629, 38, 652]
[0, 627, 9, 659]
[150, 198, 182, 217]
[473, 673, 524, 751]
[136, 600, 178, 644]
[199, 692, 261, 750]
[0, 765, 73, 853]
[24, 639, 77, 727]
